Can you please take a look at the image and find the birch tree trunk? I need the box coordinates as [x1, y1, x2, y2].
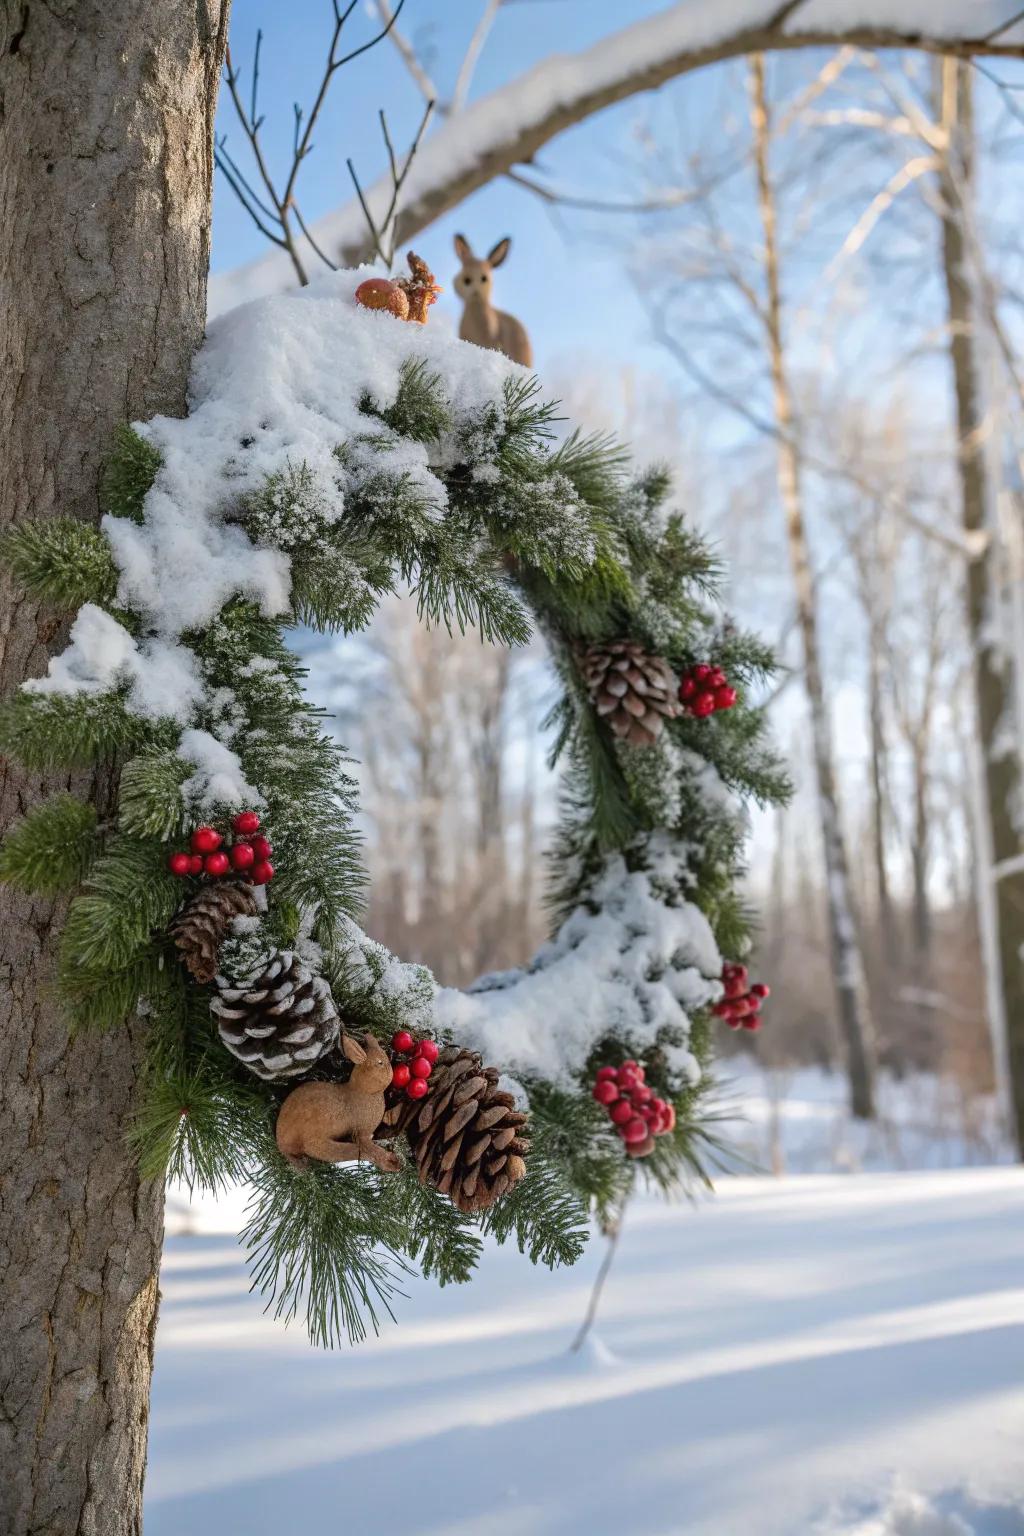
[749, 54, 878, 1118]
[937, 58, 1024, 1151]
[0, 4, 229, 1531]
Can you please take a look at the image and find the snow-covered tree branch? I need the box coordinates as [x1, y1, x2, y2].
[212, 0, 1024, 314]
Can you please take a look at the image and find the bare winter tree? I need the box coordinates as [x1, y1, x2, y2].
[933, 58, 1024, 1149]
[0, 5, 230, 1531]
[748, 54, 878, 1117]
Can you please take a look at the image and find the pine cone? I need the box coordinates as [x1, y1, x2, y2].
[378, 1046, 529, 1214]
[211, 950, 341, 1081]
[579, 639, 681, 747]
[170, 880, 260, 984]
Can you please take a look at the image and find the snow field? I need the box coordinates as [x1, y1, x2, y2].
[149, 1164, 1024, 1535]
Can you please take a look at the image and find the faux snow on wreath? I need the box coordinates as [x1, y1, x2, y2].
[0, 259, 787, 1345]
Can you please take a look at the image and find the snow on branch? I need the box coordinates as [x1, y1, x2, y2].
[210, 0, 1024, 317]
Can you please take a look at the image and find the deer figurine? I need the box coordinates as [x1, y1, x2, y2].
[275, 1031, 401, 1172]
[453, 234, 533, 366]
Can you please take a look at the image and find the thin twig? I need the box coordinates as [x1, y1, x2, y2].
[292, 203, 339, 272]
[504, 165, 740, 214]
[216, 0, 410, 287]
[347, 98, 435, 269]
[569, 1204, 627, 1354]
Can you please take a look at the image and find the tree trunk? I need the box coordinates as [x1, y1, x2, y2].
[0, 4, 229, 1532]
[749, 54, 878, 1118]
[937, 57, 1024, 1152]
[867, 623, 898, 966]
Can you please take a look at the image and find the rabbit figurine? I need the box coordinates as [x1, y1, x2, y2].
[275, 1031, 401, 1172]
[453, 234, 533, 366]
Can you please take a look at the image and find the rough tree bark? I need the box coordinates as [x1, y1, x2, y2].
[0, 3, 230, 1532]
[937, 57, 1024, 1151]
[749, 53, 878, 1118]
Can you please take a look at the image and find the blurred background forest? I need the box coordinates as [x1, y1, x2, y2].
[209, 1, 1024, 1162]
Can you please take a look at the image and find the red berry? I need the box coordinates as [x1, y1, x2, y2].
[416, 1038, 440, 1064]
[593, 1081, 619, 1106]
[204, 851, 230, 877]
[392, 1030, 414, 1053]
[627, 1135, 656, 1159]
[724, 976, 745, 999]
[662, 1104, 677, 1132]
[610, 1100, 634, 1126]
[248, 835, 272, 861]
[620, 1059, 640, 1075]
[188, 855, 204, 876]
[250, 860, 274, 885]
[410, 1055, 432, 1080]
[392, 1063, 411, 1088]
[691, 691, 716, 718]
[630, 1082, 653, 1103]
[230, 842, 255, 871]
[751, 982, 770, 999]
[190, 826, 222, 854]
[679, 675, 698, 702]
[712, 1001, 731, 1018]
[168, 852, 191, 877]
[232, 810, 261, 835]
[642, 1104, 660, 1123]
[708, 668, 727, 689]
[714, 685, 738, 711]
[406, 1077, 429, 1100]
[595, 1065, 618, 1082]
[650, 1097, 667, 1117]
[744, 1015, 763, 1032]
[693, 663, 713, 682]
[622, 1117, 648, 1145]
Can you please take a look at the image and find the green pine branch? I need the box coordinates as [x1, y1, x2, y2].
[0, 795, 98, 894]
[0, 518, 120, 610]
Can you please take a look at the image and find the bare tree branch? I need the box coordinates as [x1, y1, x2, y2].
[323, 4, 1024, 268]
[451, 0, 502, 114]
[372, 0, 441, 106]
[216, 0, 410, 286]
[347, 99, 436, 270]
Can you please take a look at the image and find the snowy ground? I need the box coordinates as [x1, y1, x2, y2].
[148, 1070, 1024, 1535]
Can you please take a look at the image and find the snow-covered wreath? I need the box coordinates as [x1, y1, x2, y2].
[0, 268, 786, 1343]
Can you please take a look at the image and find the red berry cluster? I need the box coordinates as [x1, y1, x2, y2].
[592, 1060, 676, 1159]
[712, 961, 769, 1031]
[679, 663, 737, 718]
[390, 1030, 439, 1102]
[167, 811, 275, 886]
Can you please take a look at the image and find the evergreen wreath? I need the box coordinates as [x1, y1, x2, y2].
[0, 266, 788, 1345]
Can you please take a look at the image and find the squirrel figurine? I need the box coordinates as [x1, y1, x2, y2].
[275, 1031, 401, 1172]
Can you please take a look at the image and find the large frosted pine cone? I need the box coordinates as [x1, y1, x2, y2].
[579, 639, 681, 746]
[211, 950, 341, 1081]
[378, 1045, 529, 1214]
[169, 879, 260, 985]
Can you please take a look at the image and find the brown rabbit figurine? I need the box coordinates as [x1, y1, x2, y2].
[275, 1031, 401, 1172]
[453, 234, 533, 366]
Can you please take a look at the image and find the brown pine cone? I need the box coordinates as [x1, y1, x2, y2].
[211, 950, 341, 1081]
[170, 880, 260, 984]
[378, 1046, 529, 1214]
[579, 639, 681, 747]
